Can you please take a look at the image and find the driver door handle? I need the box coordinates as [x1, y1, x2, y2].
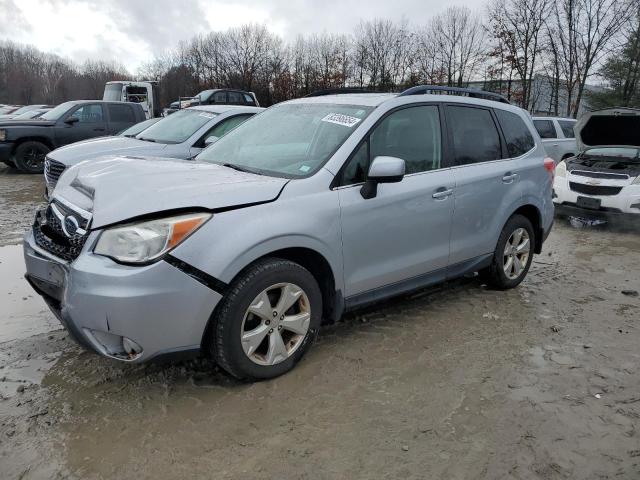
[502, 173, 518, 183]
[432, 188, 453, 199]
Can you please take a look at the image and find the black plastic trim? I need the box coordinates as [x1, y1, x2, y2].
[164, 255, 228, 295]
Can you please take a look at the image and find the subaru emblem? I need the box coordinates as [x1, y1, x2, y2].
[62, 215, 79, 237]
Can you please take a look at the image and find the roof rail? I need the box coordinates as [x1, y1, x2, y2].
[305, 88, 384, 97]
[399, 85, 510, 104]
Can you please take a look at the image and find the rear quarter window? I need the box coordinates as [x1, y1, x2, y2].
[558, 120, 576, 138]
[533, 119, 557, 139]
[495, 109, 535, 157]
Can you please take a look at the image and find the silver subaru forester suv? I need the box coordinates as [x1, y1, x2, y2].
[24, 86, 554, 380]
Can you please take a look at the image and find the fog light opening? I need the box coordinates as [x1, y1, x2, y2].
[86, 329, 144, 361]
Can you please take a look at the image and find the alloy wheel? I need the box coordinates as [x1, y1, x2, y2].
[240, 282, 311, 366]
[503, 228, 531, 280]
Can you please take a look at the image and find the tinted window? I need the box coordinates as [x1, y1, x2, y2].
[448, 106, 501, 165]
[495, 109, 535, 157]
[533, 119, 556, 139]
[197, 114, 253, 147]
[107, 104, 135, 123]
[69, 104, 104, 123]
[214, 92, 227, 103]
[558, 120, 576, 138]
[341, 106, 442, 185]
[243, 94, 254, 105]
[228, 92, 243, 104]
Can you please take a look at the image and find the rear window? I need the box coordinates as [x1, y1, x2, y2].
[558, 120, 576, 138]
[533, 119, 557, 139]
[107, 104, 135, 123]
[495, 109, 535, 157]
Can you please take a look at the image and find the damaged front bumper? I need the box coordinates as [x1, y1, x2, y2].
[23, 229, 221, 363]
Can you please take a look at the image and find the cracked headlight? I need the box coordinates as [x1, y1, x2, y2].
[94, 212, 211, 264]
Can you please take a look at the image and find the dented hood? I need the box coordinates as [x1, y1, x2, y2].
[576, 107, 640, 151]
[53, 156, 288, 228]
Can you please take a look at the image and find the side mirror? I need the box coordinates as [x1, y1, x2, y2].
[204, 135, 220, 146]
[360, 156, 405, 199]
[64, 116, 79, 125]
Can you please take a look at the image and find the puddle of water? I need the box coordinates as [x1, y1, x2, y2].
[0, 244, 61, 343]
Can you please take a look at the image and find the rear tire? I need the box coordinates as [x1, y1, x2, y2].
[481, 214, 535, 290]
[209, 258, 322, 381]
[14, 141, 50, 173]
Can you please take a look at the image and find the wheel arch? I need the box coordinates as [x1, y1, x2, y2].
[200, 241, 342, 352]
[510, 204, 543, 254]
[12, 136, 54, 153]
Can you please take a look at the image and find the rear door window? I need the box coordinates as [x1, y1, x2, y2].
[533, 119, 557, 139]
[447, 105, 502, 165]
[495, 109, 535, 158]
[107, 104, 135, 123]
[228, 92, 243, 104]
[557, 120, 576, 138]
[213, 92, 227, 103]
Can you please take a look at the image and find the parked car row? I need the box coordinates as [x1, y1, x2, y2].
[24, 86, 558, 381]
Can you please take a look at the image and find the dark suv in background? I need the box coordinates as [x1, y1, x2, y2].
[163, 89, 259, 116]
[0, 100, 145, 173]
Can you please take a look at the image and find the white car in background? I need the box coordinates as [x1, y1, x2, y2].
[553, 108, 640, 219]
[532, 116, 578, 163]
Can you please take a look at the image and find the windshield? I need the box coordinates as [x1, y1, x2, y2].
[583, 147, 640, 160]
[197, 103, 373, 177]
[10, 105, 38, 115]
[40, 102, 76, 121]
[13, 110, 46, 120]
[103, 83, 123, 101]
[136, 109, 217, 144]
[0, 106, 17, 114]
[119, 118, 160, 137]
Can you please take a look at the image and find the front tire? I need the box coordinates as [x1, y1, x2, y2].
[481, 214, 535, 290]
[14, 141, 50, 173]
[210, 258, 322, 380]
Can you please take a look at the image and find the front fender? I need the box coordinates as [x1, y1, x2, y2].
[170, 186, 344, 293]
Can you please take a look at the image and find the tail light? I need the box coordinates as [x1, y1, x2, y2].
[544, 157, 555, 181]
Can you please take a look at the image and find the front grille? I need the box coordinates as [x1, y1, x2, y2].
[569, 182, 623, 196]
[33, 201, 90, 262]
[571, 170, 629, 180]
[44, 157, 66, 187]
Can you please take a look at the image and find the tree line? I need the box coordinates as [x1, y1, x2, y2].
[2, 0, 638, 118]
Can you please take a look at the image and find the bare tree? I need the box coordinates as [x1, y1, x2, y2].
[488, 0, 551, 109]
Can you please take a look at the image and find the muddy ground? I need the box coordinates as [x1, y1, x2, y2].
[0, 163, 639, 479]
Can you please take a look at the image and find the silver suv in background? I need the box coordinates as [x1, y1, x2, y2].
[43, 105, 263, 194]
[24, 86, 554, 381]
[532, 116, 578, 163]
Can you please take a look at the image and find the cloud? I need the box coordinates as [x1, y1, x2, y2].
[0, 0, 486, 71]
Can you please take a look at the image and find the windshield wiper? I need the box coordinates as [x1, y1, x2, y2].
[222, 163, 262, 175]
[137, 137, 156, 143]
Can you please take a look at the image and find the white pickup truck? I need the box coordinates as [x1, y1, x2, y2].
[103, 81, 161, 118]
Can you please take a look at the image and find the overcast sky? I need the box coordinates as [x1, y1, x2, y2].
[0, 0, 485, 72]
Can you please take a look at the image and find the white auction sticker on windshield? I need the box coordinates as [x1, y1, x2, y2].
[321, 113, 362, 128]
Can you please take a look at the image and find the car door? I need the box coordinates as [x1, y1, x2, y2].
[533, 119, 561, 162]
[188, 114, 254, 158]
[106, 103, 137, 135]
[56, 103, 106, 146]
[446, 104, 522, 269]
[338, 105, 454, 300]
[555, 119, 578, 160]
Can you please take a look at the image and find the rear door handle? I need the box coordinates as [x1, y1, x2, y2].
[432, 188, 453, 199]
[502, 173, 518, 183]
